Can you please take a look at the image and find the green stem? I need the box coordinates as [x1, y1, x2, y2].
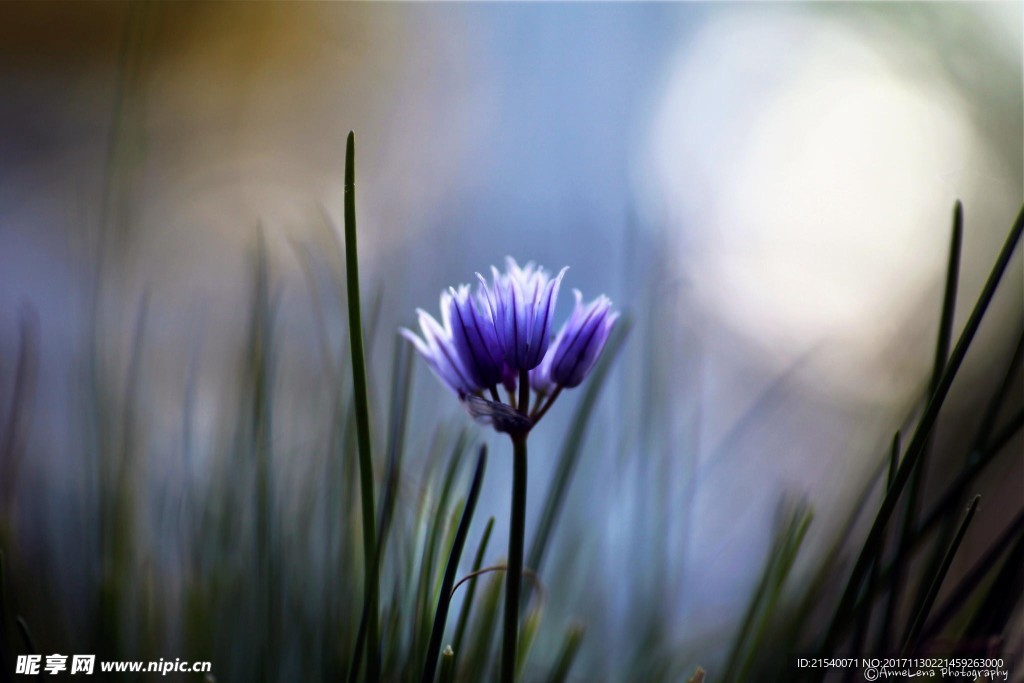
[344, 131, 380, 682]
[502, 435, 528, 683]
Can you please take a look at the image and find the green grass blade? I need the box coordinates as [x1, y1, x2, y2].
[961, 528, 1024, 641]
[821, 205, 1023, 653]
[724, 502, 812, 683]
[970, 327, 1023, 453]
[526, 317, 631, 581]
[439, 646, 455, 682]
[413, 432, 469, 670]
[291, 238, 342, 383]
[515, 602, 542, 679]
[901, 495, 979, 655]
[876, 432, 902, 651]
[451, 517, 495, 666]
[343, 131, 380, 682]
[421, 445, 487, 683]
[914, 409, 1023, 548]
[463, 574, 503, 683]
[736, 509, 811, 683]
[894, 203, 962, 635]
[378, 337, 415, 565]
[922, 507, 1024, 640]
[546, 623, 585, 683]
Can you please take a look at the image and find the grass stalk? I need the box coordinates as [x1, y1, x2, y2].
[893, 204, 962, 636]
[922, 507, 1024, 640]
[421, 446, 487, 683]
[451, 517, 495, 668]
[901, 495, 980, 655]
[820, 205, 1023, 654]
[344, 131, 380, 682]
[547, 623, 585, 683]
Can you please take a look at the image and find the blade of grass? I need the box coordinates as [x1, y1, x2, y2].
[291, 239, 342, 384]
[905, 338, 1023, 645]
[378, 337, 415, 560]
[856, 411, 1023, 634]
[249, 234, 278, 683]
[421, 446, 487, 683]
[922, 507, 1024, 640]
[725, 502, 812, 683]
[439, 646, 455, 682]
[901, 495, 980, 655]
[848, 433, 901, 672]
[451, 517, 495, 668]
[821, 204, 1023, 653]
[913, 409, 1023, 548]
[970, 327, 1024, 454]
[526, 317, 631, 583]
[546, 623, 585, 683]
[343, 131, 380, 683]
[961, 521, 1024, 642]
[892, 204, 962, 631]
[739, 509, 811, 682]
[413, 432, 469, 671]
[787, 434, 893, 648]
[463, 574, 503, 683]
[515, 602, 543, 679]
[876, 432, 902, 652]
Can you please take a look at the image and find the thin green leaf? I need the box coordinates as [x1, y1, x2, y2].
[413, 432, 469, 672]
[821, 205, 1023, 653]
[923, 507, 1024, 640]
[901, 495, 980, 655]
[451, 517, 495, 667]
[463, 574, 503, 683]
[421, 445, 487, 683]
[343, 131, 380, 683]
[895, 204, 962, 638]
[725, 502, 812, 683]
[546, 623, 585, 683]
[378, 337, 415, 566]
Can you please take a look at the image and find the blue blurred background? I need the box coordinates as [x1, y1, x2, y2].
[0, 2, 1021, 677]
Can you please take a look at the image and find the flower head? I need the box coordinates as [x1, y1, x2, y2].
[480, 258, 567, 372]
[404, 259, 619, 434]
[535, 289, 619, 389]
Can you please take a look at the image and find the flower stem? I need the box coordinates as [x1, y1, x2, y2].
[531, 386, 563, 423]
[517, 369, 530, 418]
[502, 434, 528, 683]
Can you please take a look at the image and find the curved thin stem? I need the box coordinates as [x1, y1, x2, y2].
[451, 564, 545, 603]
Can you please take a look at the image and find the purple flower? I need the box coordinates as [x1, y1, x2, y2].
[405, 259, 620, 433]
[537, 289, 619, 389]
[446, 284, 505, 389]
[480, 258, 567, 372]
[400, 291, 483, 397]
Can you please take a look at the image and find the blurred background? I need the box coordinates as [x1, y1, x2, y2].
[0, 2, 1021, 680]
